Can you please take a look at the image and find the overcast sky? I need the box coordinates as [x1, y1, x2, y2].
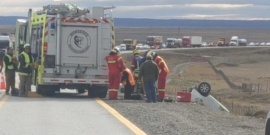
[0, 0, 269, 20]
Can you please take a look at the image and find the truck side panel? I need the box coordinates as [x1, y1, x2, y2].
[60, 26, 97, 67]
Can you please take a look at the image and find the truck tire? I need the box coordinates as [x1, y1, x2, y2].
[87, 85, 108, 98]
[36, 85, 46, 95]
[77, 88, 85, 94]
[197, 82, 211, 97]
[37, 85, 57, 96]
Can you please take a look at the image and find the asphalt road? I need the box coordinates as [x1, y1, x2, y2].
[0, 91, 138, 135]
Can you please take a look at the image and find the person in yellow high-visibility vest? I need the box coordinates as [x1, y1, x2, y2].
[17, 44, 34, 97]
[3, 47, 17, 95]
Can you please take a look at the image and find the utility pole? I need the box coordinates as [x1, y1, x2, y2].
[178, 27, 180, 37]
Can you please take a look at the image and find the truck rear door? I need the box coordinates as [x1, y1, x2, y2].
[60, 26, 97, 67]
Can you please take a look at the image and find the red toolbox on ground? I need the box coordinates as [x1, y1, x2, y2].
[177, 91, 191, 102]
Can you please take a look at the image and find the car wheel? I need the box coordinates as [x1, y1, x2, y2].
[197, 82, 211, 97]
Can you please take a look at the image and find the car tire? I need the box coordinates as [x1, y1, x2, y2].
[197, 82, 211, 97]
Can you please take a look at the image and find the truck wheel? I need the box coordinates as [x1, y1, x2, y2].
[197, 82, 211, 97]
[36, 85, 56, 96]
[77, 88, 85, 94]
[87, 85, 108, 98]
[36, 85, 45, 95]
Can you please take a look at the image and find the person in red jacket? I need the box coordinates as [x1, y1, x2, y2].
[105, 47, 126, 100]
[151, 51, 169, 101]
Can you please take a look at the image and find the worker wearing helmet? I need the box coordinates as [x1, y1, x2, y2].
[142, 50, 152, 63]
[151, 51, 169, 101]
[130, 49, 144, 96]
[131, 49, 144, 77]
[17, 44, 35, 97]
[105, 47, 126, 100]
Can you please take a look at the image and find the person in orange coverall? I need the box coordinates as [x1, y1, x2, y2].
[105, 47, 126, 100]
[151, 51, 169, 101]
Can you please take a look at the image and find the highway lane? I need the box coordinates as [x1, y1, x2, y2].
[0, 92, 138, 135]
[120, 46, 270, 54]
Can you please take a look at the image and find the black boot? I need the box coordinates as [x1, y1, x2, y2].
[5, 91, 9, 95]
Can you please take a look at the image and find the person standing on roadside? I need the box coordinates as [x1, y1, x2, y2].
[105, 47, 126, 100]
[130, 49, 144, 95]
[3, 47, 17, 95]
[17, 44, 34, 97]
[139, 55, 159, 103]
[151, 51, 169, 101]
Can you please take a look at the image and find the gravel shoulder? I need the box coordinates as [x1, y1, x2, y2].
[105, 100, 265, 135]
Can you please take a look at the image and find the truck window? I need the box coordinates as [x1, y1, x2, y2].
[147, 37, 154, 41]
[19, 25, 26, 46]
[0, 40, 9, 49]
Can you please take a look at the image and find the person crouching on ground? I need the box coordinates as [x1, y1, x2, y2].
[121, 67, 135, 99]
[139, 55, 159, 103]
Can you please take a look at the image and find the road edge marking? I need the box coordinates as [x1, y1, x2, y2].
[96, 98, 147, 135]
[0, 94, 9, 109]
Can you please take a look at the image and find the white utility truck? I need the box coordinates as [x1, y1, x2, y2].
[14, 4, 115, 97]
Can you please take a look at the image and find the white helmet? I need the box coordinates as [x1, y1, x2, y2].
[24, 43, 30, 48]
[112, 47, 120, 54]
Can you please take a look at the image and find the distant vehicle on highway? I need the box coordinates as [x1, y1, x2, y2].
[208, 42, 215, 47]
[229, 36, 239, 46]
[182, 36, 202, 47]
[135, 44, 143, 50]
[166, 38, 178, 48]
[146, 36, 163, 49]
[120, 44, 126, 51]
[0, 36, 11, 50]
[255, 42, 260, 46]
[238, 39, 247, 46]
[201, 42, 208, 47]
[260, 42, 266, 46]
[248, 42, 255, 46]
[143, 44, 150, 49]
[266, 42, 270, 46]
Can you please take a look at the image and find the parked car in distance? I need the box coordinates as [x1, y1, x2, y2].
[255, 42, 260, 46]
[248, 42, 255, 46]
[120, 44, 126, 51]
[266, 42, 270, 46]
[136, 44, 143, 50]
[260, 42, 266, 46]
[201, 42, 208, 47]
[143, 44, 150, 49]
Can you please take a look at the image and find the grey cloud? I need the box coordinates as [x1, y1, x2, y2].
[0, 0, 269, 20]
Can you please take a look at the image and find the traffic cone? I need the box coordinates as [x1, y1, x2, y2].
[0, 72, 6, 89]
